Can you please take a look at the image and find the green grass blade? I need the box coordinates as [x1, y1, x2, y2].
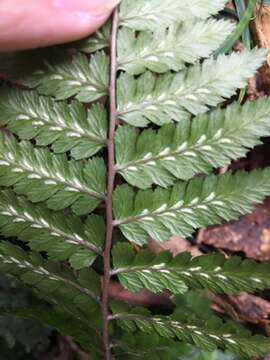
[215, 0, 257, 55]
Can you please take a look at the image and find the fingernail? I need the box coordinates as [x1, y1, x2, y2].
[53, 0, 92, 11]
[73, 10, 108, 24]
[103, 0, 121, 11]
[53, 0, 119, 12]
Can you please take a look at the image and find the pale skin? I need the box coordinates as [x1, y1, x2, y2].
[0, 0, 119, 51]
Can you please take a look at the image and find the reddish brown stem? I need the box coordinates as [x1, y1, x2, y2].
[108, 280, 173, 309]
[101, 8, 118, 360]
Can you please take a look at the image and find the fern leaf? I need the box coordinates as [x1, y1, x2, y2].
[112, 243, 270, 294]
[118, 20, 235, 75]
[71, 22, 111, 53]
[0, 242, 100, 308]
[0, 134, 106, 215]
[112, 243, 187, 294]
[111, 301, 270, 357]
[22, 51, 109, 102]
[115, 98, 270, 188]
[117, 49, 266, 127]
[0, 191, 104, 269]
[119, 0, 228, 30]
[114, 332, 196, 360]
[1, 305, 103, 355]
[0, 89, 107, 160]
[115, 332, 238, 360]
[113, 169, 270, 244]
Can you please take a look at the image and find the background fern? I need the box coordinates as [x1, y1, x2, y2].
[0, 274, 52, 356]
[0, 0, 270, 359]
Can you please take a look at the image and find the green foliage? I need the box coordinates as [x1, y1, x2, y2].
[0, 315, 51, 355]
[114, 332, 238, 360]
[119, 0, 228, 30]
[115, 98, 270, 188]
[0, 190, 104, 269]
[1, 0, 270, 358]
[117, 49, 266, 127]
[72, 22, 111, 53]
[0, 134, 106, 215]
[113, 243, 270, 294]
[0, 274, 51, 353]
[113, 169, 270, 244]
[118, 20, 234, 74]
[0, 304, 103, 356]
[0, 242, 101, 321]
[0, 89, 107, 159]
[111, 297, 270, 357]
[0, 246, 101, 359]
[22, 51, 109, 102]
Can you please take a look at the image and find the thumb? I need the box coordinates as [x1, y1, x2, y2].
[0, 0, 119, 51]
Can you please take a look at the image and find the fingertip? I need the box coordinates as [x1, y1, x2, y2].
[103, 0, 121, 11]
[0, 0, 119, 51]
[53, 0, 120, 13]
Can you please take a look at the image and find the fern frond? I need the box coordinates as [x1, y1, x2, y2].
[114, 332, 192, 360]
[1, 1, 270, 358]
[118, 20, 234, 75]
[117, 49, 265, 127]
[0, 248, 102, 341]
[1, 305, 103, 355]
[0, 191, 104, 269]
[111, 301, 270, 357]
[115, 98, 270, 188]
[112, 243, 270, 294]
[112, 243, 187, 294]
[0, 242, 100, 308]
[113, 169, 270, 244]
[119, 0, 227, 30]
[71, 22, 111, 53]
[0, 134, 106, 215]
[22, 51, 109, 102]
[115, 332, 238, 360]
[0, 89, 107, 160]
